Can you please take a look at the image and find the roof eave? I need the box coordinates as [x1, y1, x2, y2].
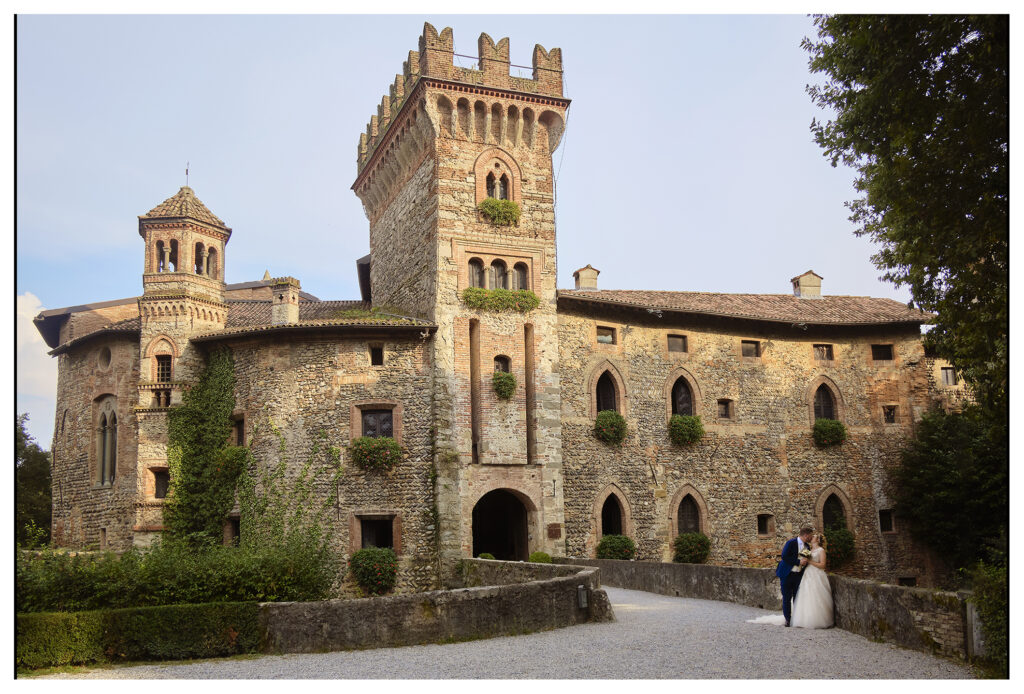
[190, 322, 437, 343]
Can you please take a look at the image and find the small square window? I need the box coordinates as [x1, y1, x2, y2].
[362, 409, 394, 438]
[717, 399, 733, 419]
[871, 344, 894, 361]
[741, 340, 760, 358]
[668, 335, 687, 353]
[156, 354, 172, 383]
[941, 367, 958, 386]
[757, 513, 774, 536]
[360, 517, 394, 549]
[882, 405, 897, 424]
[370, 345, 384, 366]
[879, 509, 895, 533]
[154, 469, 170, 499]
[596, 326, 616, 345]
[813, 344, 834, 361]
[898, 577, 917, 587]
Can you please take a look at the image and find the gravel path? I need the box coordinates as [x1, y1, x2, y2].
[32, 587, 974, 679]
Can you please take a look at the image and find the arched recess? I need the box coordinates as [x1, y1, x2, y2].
[537, 109, 565, 153]
[435, 94, 454, 136]
[586, 359, 628, 418]
[804, 375, 846, 426]
[663, 366, 703, 421]
[815, 484, 854, 533]
[206, 247, 219, 279]
[473, 147, 523, 204]
[669, 484, 709, 538]
[592, 483, 634, 548]
[145, 335, 179, 359]
[469, 485, 539, 561]
[456, 98, 472, 139]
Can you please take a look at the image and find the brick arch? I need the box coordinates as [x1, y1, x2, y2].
[663, 366, 703, 420]
[805, 374, 846, 425]
[814, 483, 855, 534]
[466, 484, 541, 558]
[590, 483, 634, 556]
[473, 147, 522, 204]
[586, 358, 628, 418]
[144, 335, 179, 358]
[669, 483, 709, 537]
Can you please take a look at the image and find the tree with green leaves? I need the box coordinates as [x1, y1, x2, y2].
[804, 15, 1008, 413]
[16, 414, 51, 546]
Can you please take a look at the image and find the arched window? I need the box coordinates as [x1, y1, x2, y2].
[95, 398, 118, 486]
[814, 384, 836, 420]
[601, 495, 623, 536]
[468, 258, 485, 288]
[498, 174, 509, 200]
[671, 377, 694, 416]
[194, 242, 205, 274]
[491, 260, 508, 290]
[494, 355, 510, 372]
[596, 371, 616, 413]
[206, 247, 218, 279]
[168, 240, 178, 272]
[823, 493, 846, 530]
[156, 240, 166, 272]
[486, 172, 497, 199]
[678, 494, 701, 534]
[513, 263, 528, 291]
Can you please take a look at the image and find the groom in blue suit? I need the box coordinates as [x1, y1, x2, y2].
[776, 525, 814, 627]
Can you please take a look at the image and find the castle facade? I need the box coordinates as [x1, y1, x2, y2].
[35, 23, 966, 588]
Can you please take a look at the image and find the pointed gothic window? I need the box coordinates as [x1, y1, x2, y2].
[813, 384, 836, 420]
[677, 494, 700, 534]
[671, 377, 694, 416]
[486, 172, 497, 199]
[498, 174, 509, 200]
[596, 371, 616, 413]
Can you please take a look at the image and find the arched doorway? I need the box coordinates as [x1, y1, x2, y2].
[472, 489, 529, 560]
[823, 493, 847, 530]
[601, 495, 623, 536]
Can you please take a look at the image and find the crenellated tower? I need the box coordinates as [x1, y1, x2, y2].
[352, 23, 569, 565]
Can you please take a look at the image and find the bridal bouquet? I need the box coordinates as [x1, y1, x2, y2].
[799, 548, 812, 560]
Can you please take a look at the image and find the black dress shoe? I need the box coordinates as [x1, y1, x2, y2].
[785, 621, 790, 627]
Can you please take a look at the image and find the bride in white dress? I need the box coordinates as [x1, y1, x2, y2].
[790, 534, 834, 628]
[748, 534, 834, 628]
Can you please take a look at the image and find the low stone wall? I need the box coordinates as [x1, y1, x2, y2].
[260, 560, 613, 654]
[558, 558, 976, 660]
[557, 558, 781, 609]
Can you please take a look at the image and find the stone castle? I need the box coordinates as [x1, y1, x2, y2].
[34, 23, 966, 589]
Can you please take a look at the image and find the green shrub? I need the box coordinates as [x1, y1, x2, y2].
[668, 415, 704, 446]
[493, 371, 517, 400]
[528, 551, 552, 564]
[476, 553, 495, 560]
[596, 534, 636, 560]
[350, 436, 402, 472]
[477, 197, 521, 226]
[16, 602, 259, 670]
[16, 539, 338, 613]
[594, 410, 628, 445]
[461, 287, 540, 313]
[970, 561, 1008, 677]
[673, 532, 711, 563]
[823, 525, 855, 569]
[349, 547, 398, 596]
[813, 418, 847, 446]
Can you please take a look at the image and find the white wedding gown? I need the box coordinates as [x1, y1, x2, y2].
[746, 548, 834, 628]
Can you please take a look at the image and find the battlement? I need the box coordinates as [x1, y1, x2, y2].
[357, 22, 564, 171]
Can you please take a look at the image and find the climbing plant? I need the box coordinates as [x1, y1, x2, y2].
[164, 348, 247, 545]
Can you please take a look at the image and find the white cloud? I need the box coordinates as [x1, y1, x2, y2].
[17, 293, 57, 443]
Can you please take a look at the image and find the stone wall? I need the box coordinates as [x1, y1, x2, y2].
[50, 333, 140, 550]
[557, 305, 950, 585]
[559, 558, 975, 660]
[228, 332, 437, 592]
[260, 560, 611, 655]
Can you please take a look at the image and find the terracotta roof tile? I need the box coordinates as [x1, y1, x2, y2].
[558, 289, 928, 326]
[49, 316, 141, 355]
[142, 186, 226, 227]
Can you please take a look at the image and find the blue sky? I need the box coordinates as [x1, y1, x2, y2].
[16, 13, 912, 445]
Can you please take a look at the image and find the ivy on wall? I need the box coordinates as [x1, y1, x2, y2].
[164, 348, 247, 545]
[461, 287, 540, 313]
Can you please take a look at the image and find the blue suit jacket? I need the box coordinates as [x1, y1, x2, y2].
[775, 537, 801, 580]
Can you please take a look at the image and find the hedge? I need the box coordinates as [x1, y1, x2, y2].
[813, 418, 847, 446]
[668, 415, 704, 446]
[16, 602, 259, 670]
[349, 547, 398, 595]
[596, 534, 636, 560]
[594, 410, 628, 445]
[673, 532, 711, 563]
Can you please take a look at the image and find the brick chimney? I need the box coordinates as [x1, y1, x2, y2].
[271, 277, 301, 324]
[791, 270, 822, 298]
[573, 264, 600, 290]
